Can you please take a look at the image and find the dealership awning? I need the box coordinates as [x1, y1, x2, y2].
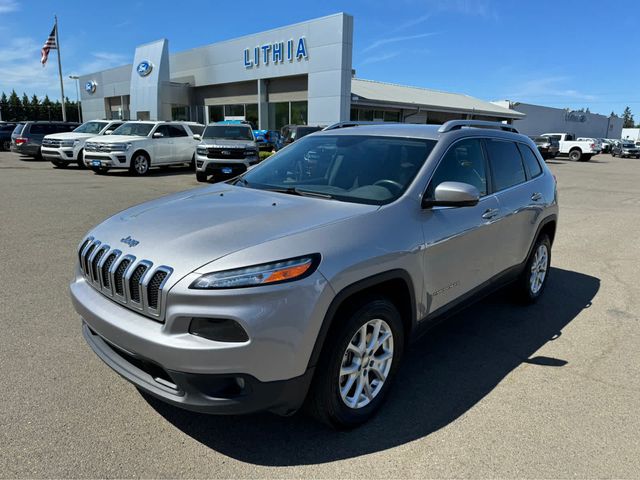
[351, 78, 525, 120]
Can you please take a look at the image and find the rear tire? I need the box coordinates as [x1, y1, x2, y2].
[568, 149, 582, 161]
[1, 140, 10, 151]
[306, 297, 405, 429]
[515, 234, 551, 304]
[196, 171, 208, 183]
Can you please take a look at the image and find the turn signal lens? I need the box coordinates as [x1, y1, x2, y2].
[190, 254, 320, 289]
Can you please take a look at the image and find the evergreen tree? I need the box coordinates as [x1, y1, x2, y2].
[8, 90, 21, 121]
[42, 95, 53, 121]
[21, 93, 31, 120]
[622, 106, 634, 128]
[30, 94, 41, 120]
[0, 92, 8, 121]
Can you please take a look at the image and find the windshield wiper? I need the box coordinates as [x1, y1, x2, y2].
[262, 186, 334, 199]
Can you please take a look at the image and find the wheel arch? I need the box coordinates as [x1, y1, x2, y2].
[307, 270, 417, 370]
[131, 149, 151, 163]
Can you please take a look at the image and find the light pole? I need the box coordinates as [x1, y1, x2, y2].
[69, 75, 81, 123]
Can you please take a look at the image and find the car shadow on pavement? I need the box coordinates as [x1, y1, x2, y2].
[103, 166, 196, 178]
[143, 267, 599, 466]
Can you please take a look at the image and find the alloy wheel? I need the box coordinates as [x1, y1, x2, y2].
[134, 155, 149, 175]
[339, 318, 394, 409]
[530, 244, 548, 295]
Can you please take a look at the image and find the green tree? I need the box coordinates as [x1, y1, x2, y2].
[30, 94, 41, 120]
[21, 93, 31, 120]
[42, 95, 53, 120]
[622, 106, 634, 128]
[0, 92, 8, 121]
[8, 90, 22, 121]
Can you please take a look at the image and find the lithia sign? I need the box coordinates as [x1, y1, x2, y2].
[244, 37, 308, 68]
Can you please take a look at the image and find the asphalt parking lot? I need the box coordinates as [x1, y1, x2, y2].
[1, 152, 639, 478]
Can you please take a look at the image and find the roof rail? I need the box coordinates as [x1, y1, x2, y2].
[438, 120, 519, 134]
[323, 121, 394, 131]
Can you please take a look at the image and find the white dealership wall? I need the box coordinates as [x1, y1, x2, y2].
[493, 101, 624, 139]
[79, 13, 353, 126]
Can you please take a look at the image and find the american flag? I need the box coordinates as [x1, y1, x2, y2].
[41, 25, 57, 66]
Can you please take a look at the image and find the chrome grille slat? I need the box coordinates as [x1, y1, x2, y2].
[77, 238, 171, 321]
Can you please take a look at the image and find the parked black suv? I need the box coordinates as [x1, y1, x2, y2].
[281, 124, 322, 145]
[0, 122, 17, 151]
[10, 121, 80, 159]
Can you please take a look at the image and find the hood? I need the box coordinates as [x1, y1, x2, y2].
[201, 139, 255, 148]
[87, 184, 376, 280]
[45, 132, 95, 140]
[90, 134, 147, 143]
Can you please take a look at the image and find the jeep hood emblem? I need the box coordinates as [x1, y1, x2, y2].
[120, 236, 140, 247]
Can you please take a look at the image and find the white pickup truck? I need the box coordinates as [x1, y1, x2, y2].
[541, 133, 599, 162]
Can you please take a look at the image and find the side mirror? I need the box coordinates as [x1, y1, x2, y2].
[152, 132, 163, 139]
[104, 130, 113, 135]
[193, 134, 201, 141]
[422, 181, 480, 208]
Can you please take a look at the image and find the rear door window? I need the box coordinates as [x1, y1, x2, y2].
[29, 124, 48, 135]
[485, 139, 527, 191]
[168, 125, 188, 137]
[428, 138, 488, 197]
[518, 144, 543, 179]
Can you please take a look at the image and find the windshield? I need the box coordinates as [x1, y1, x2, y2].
[534, 136, 549, 143]
[110, 122, 154, 137]
[203, 125, 253, 141]
[238, 134, 437, 205]
[73, 121, 108, 134]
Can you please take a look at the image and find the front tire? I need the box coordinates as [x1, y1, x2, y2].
[130, 152, 151, 176]
[196, 171, 208, 182]
[306, 297, 405, 429]
[1, 140, 10, 151]
[76, 149, 86, 169]
[90, 166, 110, 175]
[516, 234, 551, 304]
[51, 160, 67, 168]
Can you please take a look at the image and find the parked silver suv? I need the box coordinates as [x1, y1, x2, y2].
[70, 120, 558, 428]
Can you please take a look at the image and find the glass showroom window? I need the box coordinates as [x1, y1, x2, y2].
[208, 105, 224, 123]
[291, 101, 308, 125]
[224, 104, 245, 117]
[171, 105, 189, 121]
[245, 104, 258, 128]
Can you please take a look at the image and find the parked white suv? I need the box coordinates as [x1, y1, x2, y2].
[84, 121, 205, 175]
[42, 120, 123, 169]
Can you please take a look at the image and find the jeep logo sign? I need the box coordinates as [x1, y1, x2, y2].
[244, 37, 308, 68]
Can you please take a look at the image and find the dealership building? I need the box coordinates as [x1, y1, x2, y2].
[79, 13, 522, 129]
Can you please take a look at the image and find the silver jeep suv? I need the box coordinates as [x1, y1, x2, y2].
[70, 120, 558, 428]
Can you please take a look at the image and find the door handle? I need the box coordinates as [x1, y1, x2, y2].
[482, 208, 499, 220]
[531, 192, 543, 201]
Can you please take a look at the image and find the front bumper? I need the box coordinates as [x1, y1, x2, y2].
[195, 155, 259, 176]
[82, 322, 314, 415]
[70, 267, 333, 414]
[83, 152, 130, 168]
[42, 146, 78, 162]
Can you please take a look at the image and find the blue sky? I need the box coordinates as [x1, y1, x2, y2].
[0, 0, 638, 116]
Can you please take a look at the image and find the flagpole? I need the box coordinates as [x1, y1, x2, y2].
[54, 15, 67, 122]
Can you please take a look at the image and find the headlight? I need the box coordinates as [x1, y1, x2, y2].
[190, 254, 320, 289]
[73, 140, 81, 147]
[196, 146, 208, 155]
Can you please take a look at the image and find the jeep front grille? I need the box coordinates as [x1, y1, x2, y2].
[77, 237, 173, 321]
